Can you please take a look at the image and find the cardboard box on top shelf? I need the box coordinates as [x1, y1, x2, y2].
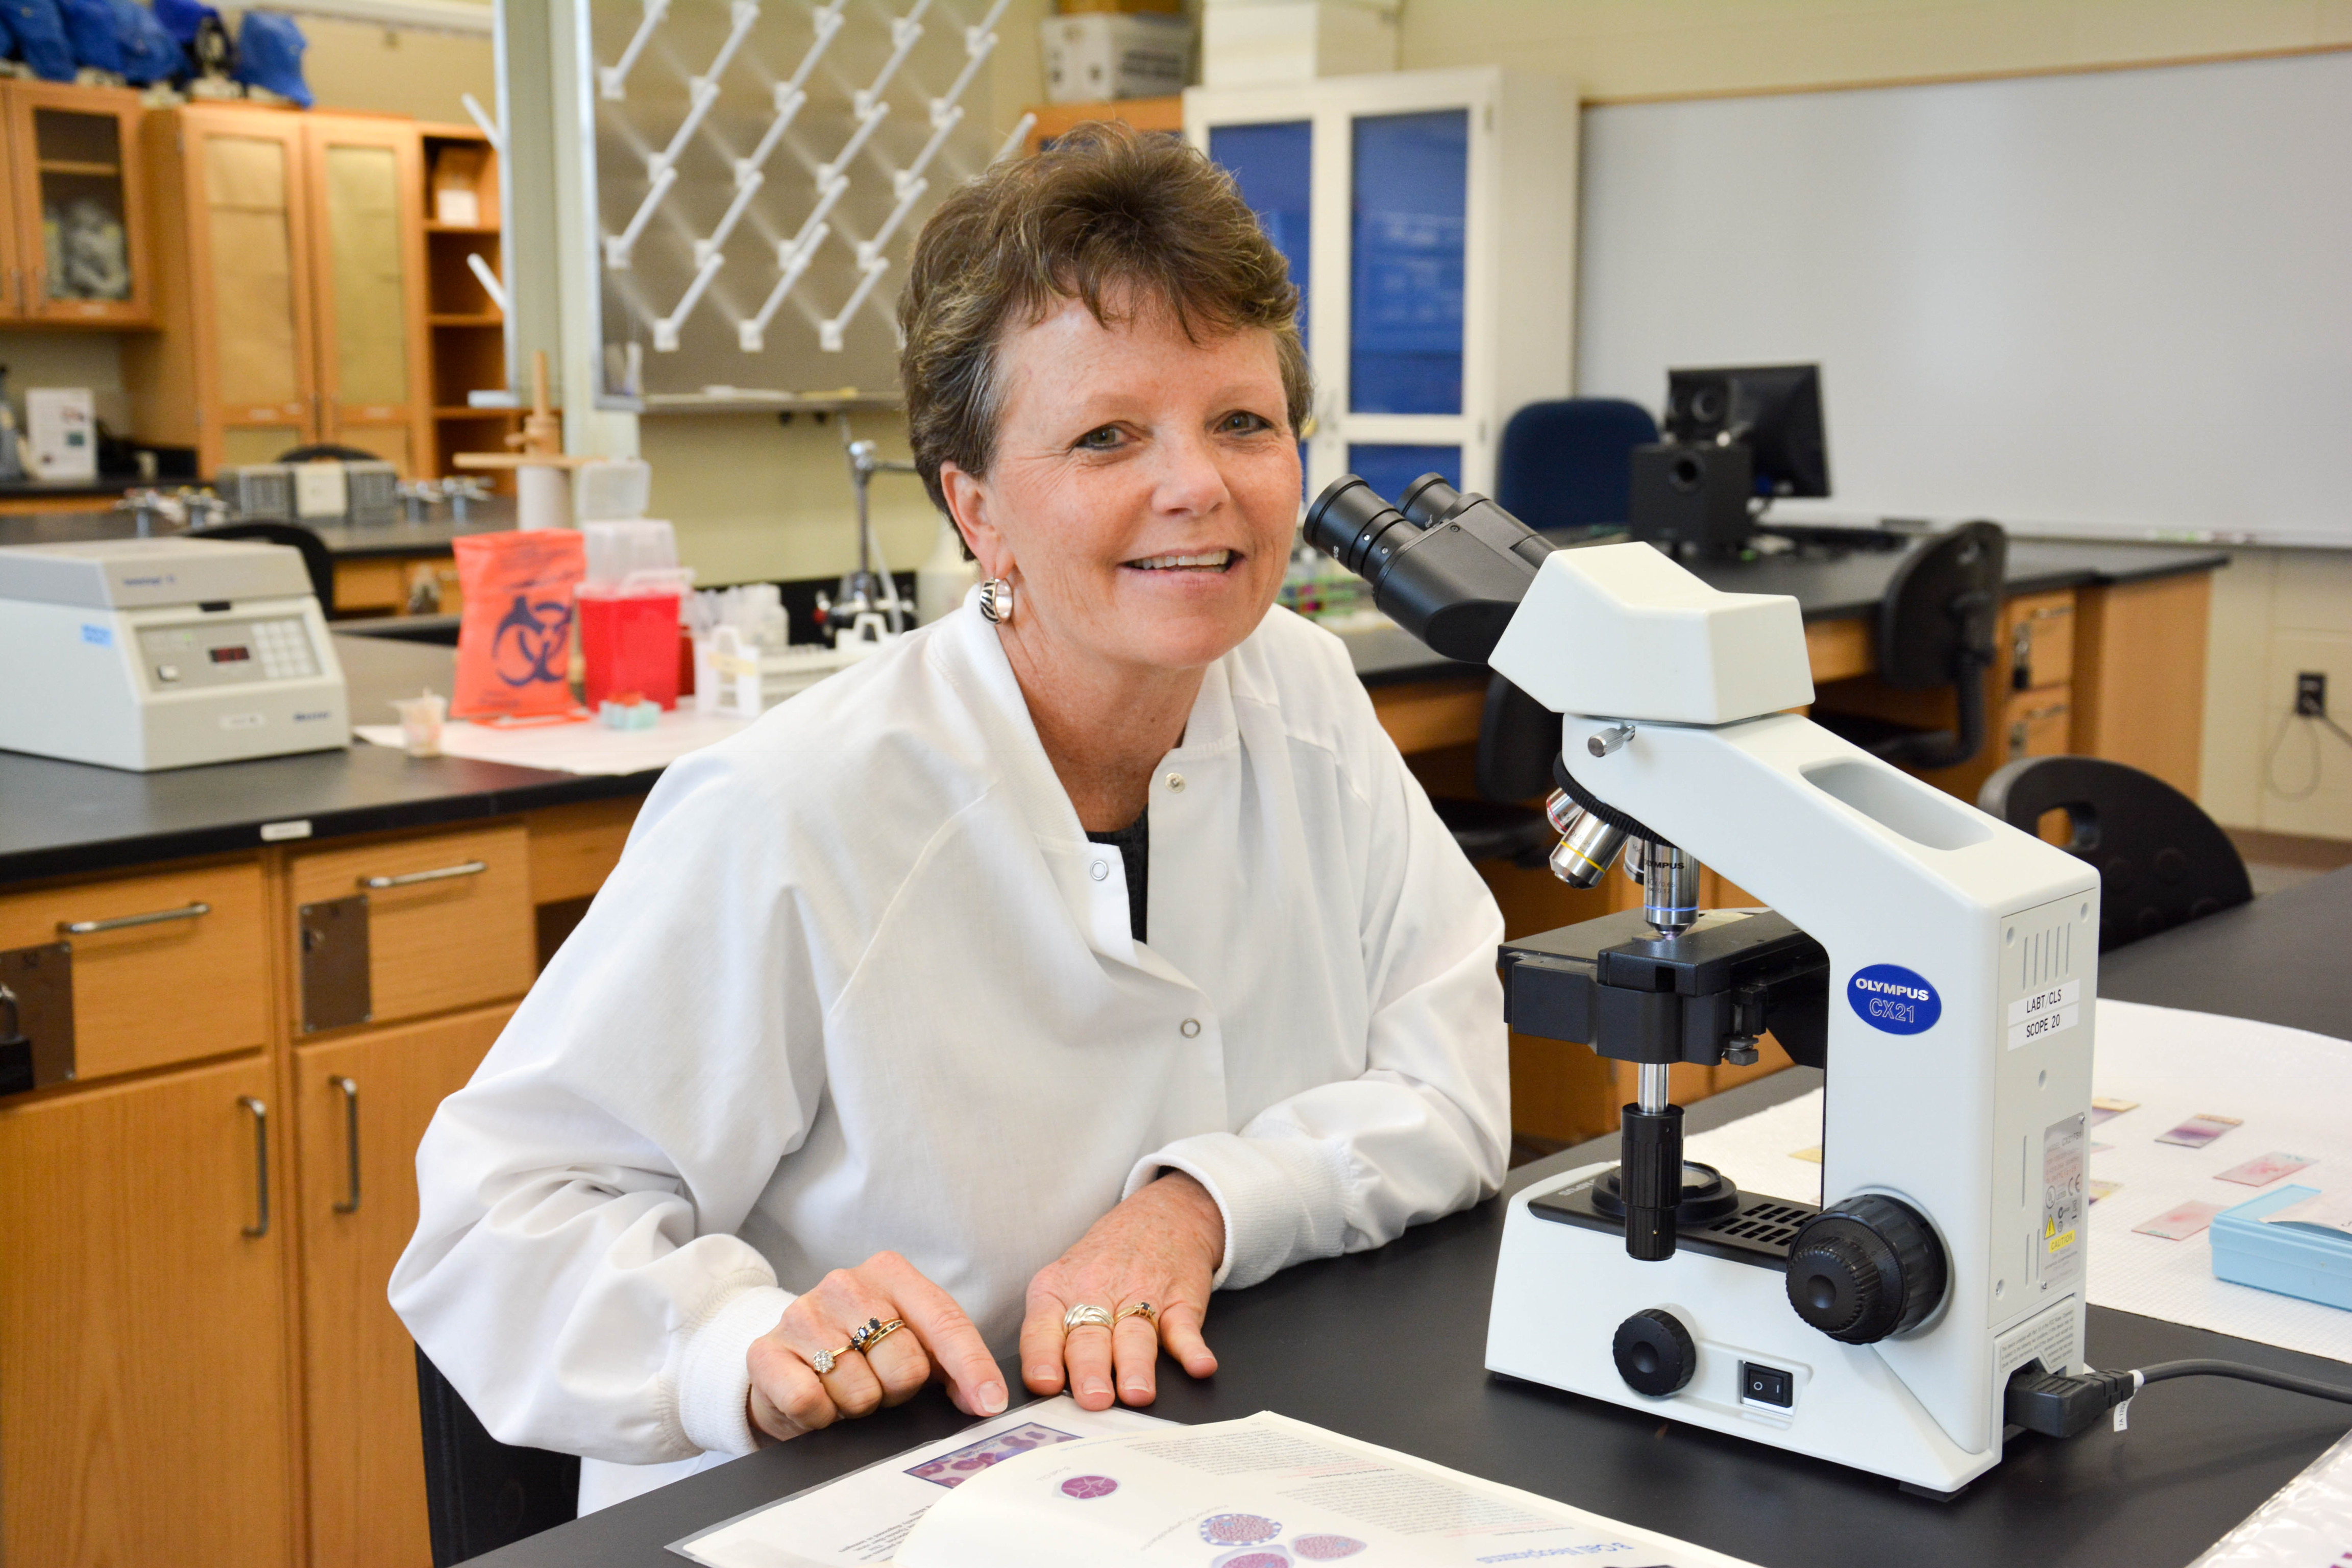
[1041, 11, 1192, 103]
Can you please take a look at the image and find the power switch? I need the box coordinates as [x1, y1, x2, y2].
[1740, 1361, 1795, 1409]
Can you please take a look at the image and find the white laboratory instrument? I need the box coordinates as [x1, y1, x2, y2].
[0, 536, 349, 771]
[1305, 475, 2099, 1497]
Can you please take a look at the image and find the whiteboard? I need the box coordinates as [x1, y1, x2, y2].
[1575, 51, 2352, 548]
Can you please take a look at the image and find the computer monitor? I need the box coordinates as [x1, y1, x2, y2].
[1663, 363, 1830, 499]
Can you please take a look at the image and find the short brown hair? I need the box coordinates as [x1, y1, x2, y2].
[898, 121, 1311, 517]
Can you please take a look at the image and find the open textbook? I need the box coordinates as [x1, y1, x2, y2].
[672, 1399, 1756, 1568]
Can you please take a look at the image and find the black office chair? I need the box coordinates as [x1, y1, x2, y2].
[1493, 398, 1660, 532]
[1978, 755, 2253, 951]
[1815, 521, 2007, 771]
[416, 1348, 579, 1566]
[188, 520, 337, 610]
[276, 443, 383, 464]
[1430, 675, 1559, 867]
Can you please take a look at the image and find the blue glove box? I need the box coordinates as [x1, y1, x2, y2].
[2211, 1185, 2352, 1312]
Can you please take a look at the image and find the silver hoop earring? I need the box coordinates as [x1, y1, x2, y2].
[978, 577, 1015, 625]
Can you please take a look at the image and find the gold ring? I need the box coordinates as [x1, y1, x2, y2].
[1063, 1303, 1114, 1334]
[1114, 1301, 1157, 1327]
[809, 1341, 853, 1376]
[857, 1318, 906, 1353]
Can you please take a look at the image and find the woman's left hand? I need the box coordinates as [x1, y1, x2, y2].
[1020, 1171, 1223, 1411]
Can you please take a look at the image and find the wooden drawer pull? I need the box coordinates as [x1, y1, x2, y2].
[360, 861, 487, 891]
[58, 901, 211, 935]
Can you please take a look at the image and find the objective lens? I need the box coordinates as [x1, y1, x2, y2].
[1548, 808, 1629, 889]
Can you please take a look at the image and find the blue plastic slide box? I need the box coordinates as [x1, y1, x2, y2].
[2210, 1186, 2352, 1312]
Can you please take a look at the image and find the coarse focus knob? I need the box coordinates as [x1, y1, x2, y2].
[1611, 1308, 1697, 1397]
[1783, 1193, 1948, 1345]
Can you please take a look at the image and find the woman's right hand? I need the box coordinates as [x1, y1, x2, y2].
[745, 1251, 1008, 1443]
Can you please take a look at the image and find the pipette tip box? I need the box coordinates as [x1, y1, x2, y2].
[2211, 1186, 2352, 1312]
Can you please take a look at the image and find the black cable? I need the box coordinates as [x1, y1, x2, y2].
[2005, 1356, 2352, 1439]
[2136, 1359, 2352, 1405]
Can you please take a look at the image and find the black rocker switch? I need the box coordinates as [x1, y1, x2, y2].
[1741, 1361, 1795, 1409]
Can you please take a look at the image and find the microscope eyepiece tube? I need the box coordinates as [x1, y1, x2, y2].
[1302, 475, 1422, 576]
[1399, 472, 1465, 526]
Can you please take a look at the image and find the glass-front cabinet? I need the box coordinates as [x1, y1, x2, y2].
[1, 81, 153, 326]
[1187, 68, 1577, 503]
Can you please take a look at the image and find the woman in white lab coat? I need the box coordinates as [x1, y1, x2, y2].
[391, 124, 1510, 1510]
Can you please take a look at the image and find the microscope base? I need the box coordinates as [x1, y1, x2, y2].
[1488, 1164, 2078, 1495]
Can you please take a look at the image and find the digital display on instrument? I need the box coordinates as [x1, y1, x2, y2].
[209, 646, 252, 664]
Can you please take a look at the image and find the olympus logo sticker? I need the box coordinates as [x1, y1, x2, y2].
[1848, 964, 1942, 1035]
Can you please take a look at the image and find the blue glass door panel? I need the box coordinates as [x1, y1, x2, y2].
[1347, 443, 1461, 504]
[1350, 109, 1467, 416]
[1208, 120, 1313, 350]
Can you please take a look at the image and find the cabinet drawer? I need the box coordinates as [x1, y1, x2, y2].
[2004, 691, 2073, 762]
[289, 824, 533, 1031]
[0, 860, 268, 1080]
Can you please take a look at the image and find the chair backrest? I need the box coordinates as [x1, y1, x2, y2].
[1875, 520, 2006, 690]
[1493, 399, 1661, 532]
[1977, 755, 2253, 951]
[190, 520, 336, 610]
[1476, 674, 1559, 804]
[276, 443, 383, 464]
[415, 1348, 579, 1567]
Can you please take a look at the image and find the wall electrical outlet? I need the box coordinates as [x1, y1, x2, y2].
[2296, 671, 2328, 718]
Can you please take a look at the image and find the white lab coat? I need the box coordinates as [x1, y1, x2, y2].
[390, 597, 1509, 1510]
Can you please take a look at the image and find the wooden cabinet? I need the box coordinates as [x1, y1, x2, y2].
[420, 122, 516, 481]
[288, 824, 535, 1032]
[0, 82, 153, 326]
[0, 857, 268, 1081]
[0, 1056, 297, 1568]
[304, 115, 434, 476]
[126, 105, 433, 476]
[295, 1006, 511, 1568]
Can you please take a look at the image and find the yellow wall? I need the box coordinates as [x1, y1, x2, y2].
[296, 13, 499, 125]
[1396, 0, 2352, 100]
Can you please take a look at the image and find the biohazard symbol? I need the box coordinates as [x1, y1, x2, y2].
[492, 594, 573, 689]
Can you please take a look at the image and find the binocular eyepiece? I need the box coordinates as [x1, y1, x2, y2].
[1298, 472, 1547, 664]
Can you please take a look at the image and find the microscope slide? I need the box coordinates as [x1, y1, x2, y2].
[2155, 1114, 2244, 1148]
[2214, 1152, 2316, 1187]
[2134, 1200, 2225, 1240]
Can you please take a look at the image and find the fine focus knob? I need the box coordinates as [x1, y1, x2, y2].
[1783, 1193, 1947, 1345]
[1611, 1308, 1697, 1397]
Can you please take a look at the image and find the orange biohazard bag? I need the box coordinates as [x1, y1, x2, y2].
[451, 530, 586, 720]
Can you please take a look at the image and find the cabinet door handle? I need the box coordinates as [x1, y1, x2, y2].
[238, 1095, 271, 1239]
[59, 900, 211, 935]
[360, 860, 486, 890]
[330, 1075, 360, 1213]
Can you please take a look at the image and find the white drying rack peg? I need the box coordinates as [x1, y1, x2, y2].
[460, 91, 504, 155]
[859, 178, 927, 268]
[991, 112, 1036, 167]
[819, 257, 890, 353]
[652, 251, 725, 352]
[936, 0, 1007, 119]
[696, 84, 810, 267]
[900, 103, 963, 198]
[465, 252, 509, 314]
[651, 1, 762, 180]
[738, 225, 829, 352]
[597, 0, 670, 102]
[817, 98, 891, 186]
[601, 165, 676, 272]
[963, 0, 1011, 55]
[852, 0, 933, 121]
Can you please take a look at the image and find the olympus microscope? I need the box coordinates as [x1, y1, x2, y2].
[1304, 474, 2100, 1496]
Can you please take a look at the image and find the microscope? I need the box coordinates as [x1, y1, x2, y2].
[1305, 474, 2098, 1496]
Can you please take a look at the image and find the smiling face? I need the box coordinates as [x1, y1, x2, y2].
[940, 292, 1302, 680]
